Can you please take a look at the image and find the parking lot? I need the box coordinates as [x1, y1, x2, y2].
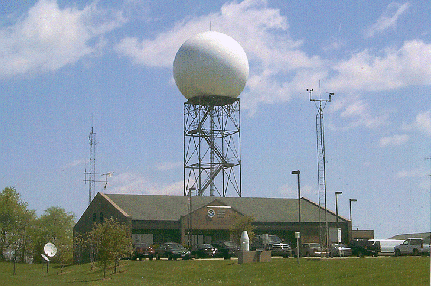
[135, 253, 411, 261]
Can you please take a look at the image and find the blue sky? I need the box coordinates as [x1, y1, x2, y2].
[0, 0, 430, 239]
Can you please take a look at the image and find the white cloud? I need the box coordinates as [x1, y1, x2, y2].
[277, 183, 316, 199]
[365, 2, 410, 38]
[64, 158, 86, 168]
[328, 96, 390, 130]
[0, 0, 125, 77]
[108, 172, 150, 194]
[379, 134, 409, 147]
[116, 0, 295, 67]
[402, 110, 431, 137]
[108, 172, 183, 196]
[328, 40, 431, 92]
[414, 110, 431, 136]
[396, 167, 426, 179]
[115, 0, 431, 115]
[6, 0, 428, 117]
[115, 0, 324, 111]
[0, 0, 392, 118]
[323, 38, 347, 53]
[156, 161, 183, 171]
[158, 180, 184, 196]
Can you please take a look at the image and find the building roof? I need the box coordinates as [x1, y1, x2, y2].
[102, 193, 348, 223]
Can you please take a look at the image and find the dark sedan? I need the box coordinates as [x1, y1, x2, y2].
[155, 242, 192, 260]
[192, 244, 217, 258]
[212, 241, 240, 259]
[348, 239, 379, 257]
[132, 245, 155, 260]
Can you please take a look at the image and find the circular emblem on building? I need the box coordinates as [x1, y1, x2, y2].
[207, 208, 215, 218]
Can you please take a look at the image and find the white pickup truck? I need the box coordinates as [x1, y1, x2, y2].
[394, 238, 430, 256]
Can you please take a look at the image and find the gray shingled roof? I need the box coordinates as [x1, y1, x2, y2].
[104, 194, 347, 223]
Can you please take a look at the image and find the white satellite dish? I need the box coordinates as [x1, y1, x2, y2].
[44, 242, 57, 258]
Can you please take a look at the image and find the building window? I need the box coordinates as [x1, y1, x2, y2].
[100, 212, 104, 222]
[92, 213, 97, 222]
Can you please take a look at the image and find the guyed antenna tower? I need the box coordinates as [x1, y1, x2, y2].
[308, 86, 333, 255]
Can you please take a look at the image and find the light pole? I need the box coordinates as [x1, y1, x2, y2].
[349, 198, 357, 226]
[291, 170, 301, 258]
[188, 187, 195, 248]
[335, 192, 342, 243]
[335, 192, 342, 227]
[291, 170, 301, 225]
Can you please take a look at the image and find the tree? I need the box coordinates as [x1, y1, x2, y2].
[33, 207, 75, 265]
[0, 187, 36, 262]
[87, 217, 132, 277]
[230, 214, 255, 245]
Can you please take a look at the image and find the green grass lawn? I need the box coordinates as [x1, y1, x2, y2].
[1, 257, 429, 285]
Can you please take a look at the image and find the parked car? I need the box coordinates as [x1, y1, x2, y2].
[348, 239, 379, 257]
[192, 244, 217, 258]
[132, 245, 155, 260]
[329, 244, 352, 257]
[212, 241, 240, 259]
[300, 243, 329, 257]
[155, 242, 192, 260]
[394, 238, 430, 256]
[251, 234, 292, 258]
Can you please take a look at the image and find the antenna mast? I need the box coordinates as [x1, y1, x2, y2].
[84, 127, 97, 205]
[308, 87, 333, 255]
[426, 156, 431, 198]
[84, 126, 114, 205]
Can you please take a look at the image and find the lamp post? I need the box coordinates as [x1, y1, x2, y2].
[188, 187, 196, 248]
[335, 192, 342, 227]
[335, 192, 342, 243]
[291, 170, 301, 225]
[349, 198, 357, 225]
[291, 170, 301, 257]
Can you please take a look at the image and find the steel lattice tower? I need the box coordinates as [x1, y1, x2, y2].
[309, 88, 333, 254]
[184, 95, 241, 197]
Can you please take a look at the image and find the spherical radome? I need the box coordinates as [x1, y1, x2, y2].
[173, 31, 249, 99]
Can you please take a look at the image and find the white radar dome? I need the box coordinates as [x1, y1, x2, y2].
[173, 31, 249, 99]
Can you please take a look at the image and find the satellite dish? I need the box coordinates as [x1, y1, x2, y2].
[41, 254, 49, 261]
[44, 242, 57, 258]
